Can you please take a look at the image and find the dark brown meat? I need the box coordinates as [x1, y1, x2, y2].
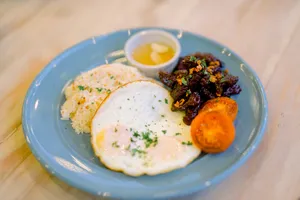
[224, 84, 242, 96]
[171, 92, 201, 111]
[170, 84, 189, 101]
[183, 104, 201, 125]
[158, 52, 242, 125]
[158, 71, 176, 88]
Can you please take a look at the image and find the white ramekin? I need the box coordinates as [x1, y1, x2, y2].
[124, 29, 181, 79]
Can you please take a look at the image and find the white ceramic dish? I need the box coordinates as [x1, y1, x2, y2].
[124, 29, 181, 78]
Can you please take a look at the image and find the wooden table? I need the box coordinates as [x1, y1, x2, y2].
[1, 0, 300, 199]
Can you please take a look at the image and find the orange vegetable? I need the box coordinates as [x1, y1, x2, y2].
[191, 111, 235, 153]
[200, 97, 238, 121]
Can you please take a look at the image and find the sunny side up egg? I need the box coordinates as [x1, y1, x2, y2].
[91, 81, 201, 176]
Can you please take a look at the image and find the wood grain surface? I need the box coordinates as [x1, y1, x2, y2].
[1, 0, 300, 199]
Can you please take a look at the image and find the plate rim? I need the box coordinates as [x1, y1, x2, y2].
[22, 27, 268, 199]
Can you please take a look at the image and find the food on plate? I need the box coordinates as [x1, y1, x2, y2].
[91, 81, 201, 176]
[132, 42, 175, 65]
[191, 110, 235, 153]
[159, 52, 242, 125]
[200, 97, 238, 121]
[60, 63, 147, 133]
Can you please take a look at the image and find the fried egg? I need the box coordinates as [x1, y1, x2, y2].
[91, 81, 201, 176]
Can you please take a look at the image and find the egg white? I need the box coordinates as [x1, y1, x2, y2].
[91, 81, 201, 176]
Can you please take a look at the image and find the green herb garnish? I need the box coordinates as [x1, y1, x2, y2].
[110, 76, 114, 79]
[181, 77, 187, 86]
[162, 130, 167, 134]
[112, 141, 120, 148]
[175, 133, 181, 136]
[201, 58, 207, 67]
[158, 100, 162, 102]
[133, 131, 140, 137]
[131, 148, 147, 156]
[182, 141, 193, 145]
[114, 127, 118, 132]
[189, 55, 197, 62]
[161, 114, 165, 118]
[186, 89, 191, 95]
[164, 98, 168, 104]
[152, 106, 155, 109]
[153, 136, 158, 146]
[96, 88, 103, 92]
[106, 89, 111, 94]
[220, 77, 226, 83]
[78, 85, 85, 90]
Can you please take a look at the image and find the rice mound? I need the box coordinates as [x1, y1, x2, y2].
[60, 63, 146, 133]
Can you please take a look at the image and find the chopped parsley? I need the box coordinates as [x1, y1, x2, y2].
[112, 141, 120, 148]
[201, 58, 207, 67]
[162, 130, 167, 134]
[153, 136, 158, 147]
[182, 141, 193, 145]
[164, 98, 168, 104]
[188, 74, 193, 78]
[175, 133, 181, 136]
[78, 85, 85, 90]
[181, 77, 187, 86]
[114, 127, 118, 132]
[161, 114, 165, 118]
[110, 75, 114, 79]
[141, 130, 158, 148]
[130, 128, 133, 131]
[158, 100, 162, 102]
[96, 88, 103, 92]
[154, 95, 156, 98]
[127, 98, 130, 101]
[152, 106, 155, 110]
[189, 55, 197, 62]
[186, 89, 191, 95]
[131, 148, 147, 157]
[133, 131, 140, 137]
[220, 77, 226, 83]
[106, 89, 111, 94]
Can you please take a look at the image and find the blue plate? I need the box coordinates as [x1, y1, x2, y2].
[22, 28, 268, 199]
